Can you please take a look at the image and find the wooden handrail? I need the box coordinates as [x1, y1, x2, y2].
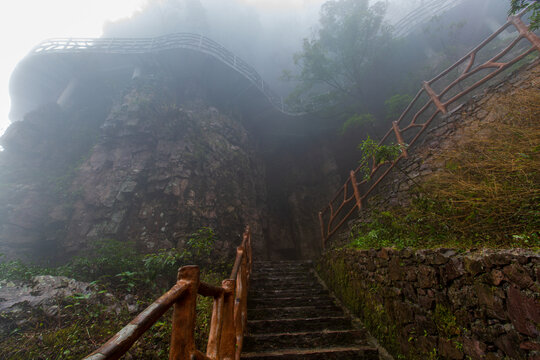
[319, 8, 540, 248]
[83, 225, 253, 360]
[198, 282, 226, 298]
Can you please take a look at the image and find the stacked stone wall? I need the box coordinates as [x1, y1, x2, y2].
[318, 248, 540, 360]
[320, 63, 540, 359]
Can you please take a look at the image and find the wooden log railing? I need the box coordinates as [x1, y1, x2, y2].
[83, 225, 253, 360]
[319, 8, 540, 248]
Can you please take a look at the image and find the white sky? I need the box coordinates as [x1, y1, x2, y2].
[0, 0, 324, 138]
[0, 0, 148, 137]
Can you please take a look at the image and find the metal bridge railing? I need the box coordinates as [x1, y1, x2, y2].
[319, 9, 540, 248]
[392, 0, 467, 37]
[83, 226, 253, 360]
[30, 33, 297, 116]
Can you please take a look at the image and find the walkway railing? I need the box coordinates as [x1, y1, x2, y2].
[319, 9, 540, 248]
[83, 226, 253, 360]
[392, 0, 467, 37]
[29, 33, 298, 116]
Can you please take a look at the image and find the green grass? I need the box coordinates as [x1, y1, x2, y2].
[348, 88, 540, 251]
[0, 228, 230, 359]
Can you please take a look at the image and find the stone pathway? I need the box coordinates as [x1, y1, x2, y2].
[242, 260, 380, 359]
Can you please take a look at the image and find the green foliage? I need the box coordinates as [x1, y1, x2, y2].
[339, 113, 375, 135]
[0, 255, 42, 283]
[349, 211, 418, 249]
[142, 248, 184, 285]
[58, 239, 139, 282]
[0, 226, 221, 294]
[0, 227, 229, 359]
[348, 88, 540, 251]
[510, 0, 540, 30]
[349, 195, 539, 251]
[287, 0, 391, 116]
[385, 94, 413, 121]
[433, 304, 462, 338]
[184, 227, 216, 263]
[357, 136, 404, 180]
[316, 256, 405, 359]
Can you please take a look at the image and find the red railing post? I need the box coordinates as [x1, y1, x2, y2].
[509, 15, 540, 51]
[392, 121, 409, 158]
[422, 81, 447, 114]
[169, 266, 200, 360]
[349, 171, 363, 212]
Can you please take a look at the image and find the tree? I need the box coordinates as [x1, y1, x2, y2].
[286, 0, 392, 122]
[510, 0, 540, 30]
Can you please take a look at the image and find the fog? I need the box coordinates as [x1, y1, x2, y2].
[102, 0, 325, 93]
[100, 0, 449, 93]
[0, 0, 147, 139]
[0, 0, 513, 137]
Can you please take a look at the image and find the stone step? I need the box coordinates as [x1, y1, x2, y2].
[245, 261, 379, 360]
[250, 278, 318, 286]
[250, 280, 323, 290]
[241, 346, 380, 360]
[248, 305, 343, 321]
[251, 270, 311, 277]
[249, 288, 329, 299]
[253, 264, 312, 272]
[250, 273, 315, 282]
[251, 270, 313, 277]
[247, 316, 353, 335]
[243, 329, 369, 353]
[248, 296, 335, 309]
[253, 261, 313, 266]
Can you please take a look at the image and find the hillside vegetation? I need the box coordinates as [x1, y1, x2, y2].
[349, 87, 540, 250]
[0, 229, 227, 359]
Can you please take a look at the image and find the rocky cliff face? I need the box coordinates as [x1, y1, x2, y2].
[1, 79, 267, 261]
[0, 76, 340, 262]
[65, 84, 269, 258]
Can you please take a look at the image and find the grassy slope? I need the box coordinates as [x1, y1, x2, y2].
[348, 87, 540, 251]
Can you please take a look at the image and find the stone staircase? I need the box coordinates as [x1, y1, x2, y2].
[242, 260, 380, 359]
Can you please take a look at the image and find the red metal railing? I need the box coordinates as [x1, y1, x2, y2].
[83, 226, 252, 360]
[319, 9, 540, 248]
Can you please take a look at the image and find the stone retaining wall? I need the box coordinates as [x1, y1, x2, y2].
[318, 248, 540, 360]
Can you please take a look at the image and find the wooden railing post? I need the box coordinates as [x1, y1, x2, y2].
[349, 171, 363, 212]
[82, 224, 253, 360]
[248, 228, 253, 275]
[219, 280, 236, 360]
[243, 226, 252, 276]
[422, 81, 447, 114]
[169, 266, 200, 360]
[234, 251, 248, 360]
[509, 14, 540, 51]
[319, 211, 326, 250]
[206, 291, 224, 360]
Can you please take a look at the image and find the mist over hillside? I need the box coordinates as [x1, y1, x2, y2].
[1, 1, 539, 359]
